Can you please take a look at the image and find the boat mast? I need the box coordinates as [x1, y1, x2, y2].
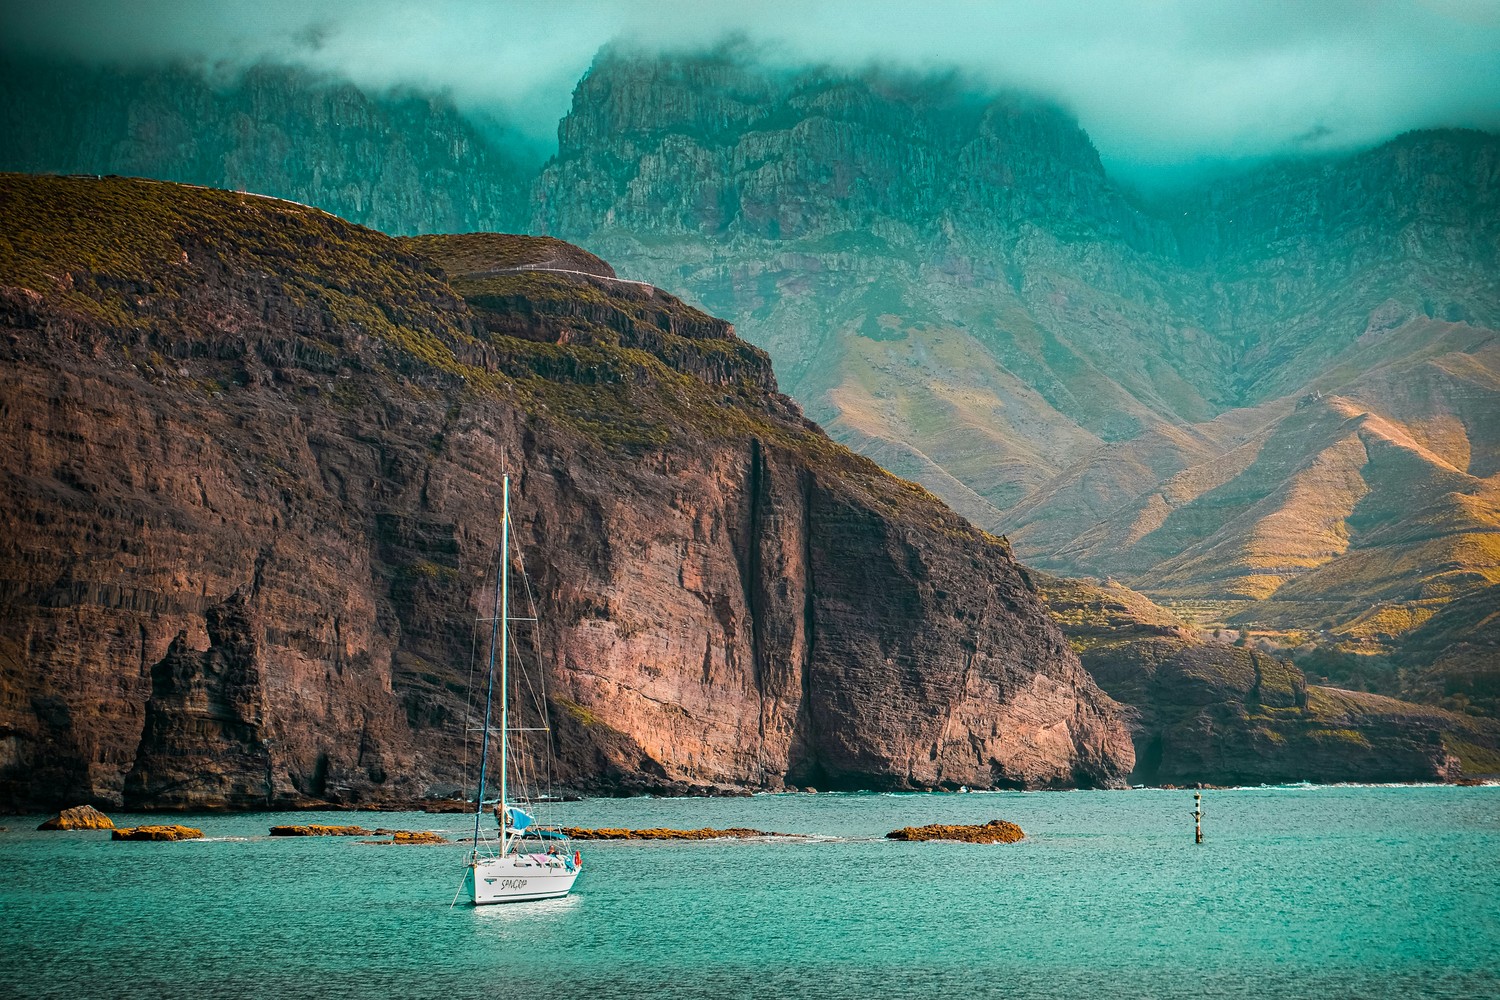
[498, 475, 511, 855]
[471, 474, 511, 856]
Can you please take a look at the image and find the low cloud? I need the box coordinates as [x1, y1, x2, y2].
[5, 0, 1499, 187]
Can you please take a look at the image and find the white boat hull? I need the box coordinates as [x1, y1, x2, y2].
[467, 854, 580, 905]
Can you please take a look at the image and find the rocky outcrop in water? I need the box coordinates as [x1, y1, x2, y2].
[0, 173, 1132, 809]
[386, 830, 448, 844]
[37, 804, 114, 830]
[887, 819, 1024, 843]
[112, 824, 202, 841]
[269, 825, 372, 837]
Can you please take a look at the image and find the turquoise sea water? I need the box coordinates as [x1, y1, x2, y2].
[3, 785, 1498, 999]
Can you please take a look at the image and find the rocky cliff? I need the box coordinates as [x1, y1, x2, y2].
[1397, 583, 1500, 718]
[5, 44, 1496, 767]
[1035, 574, 1500, 784]
[0, 173, 1132, 809]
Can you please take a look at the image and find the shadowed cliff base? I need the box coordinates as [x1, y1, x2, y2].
[0, 173, 1132, 810]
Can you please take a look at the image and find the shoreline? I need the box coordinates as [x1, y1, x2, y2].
[4, 778, 1495, 819]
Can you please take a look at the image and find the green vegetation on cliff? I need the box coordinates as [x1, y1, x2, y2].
[402, 233, 616, 278]
[0, 173, 488, 379]
[0, 176, 906, 489]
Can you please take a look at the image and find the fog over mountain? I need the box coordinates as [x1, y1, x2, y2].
[5, 0, 1500, 187]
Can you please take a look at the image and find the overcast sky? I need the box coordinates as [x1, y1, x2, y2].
[5, 0, 1499, 187]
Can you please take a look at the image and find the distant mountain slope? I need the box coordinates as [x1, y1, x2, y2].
[1023, 320, 1500, 630]
[535, 49, 1230, 524]
[1166, 129, 1500, 402]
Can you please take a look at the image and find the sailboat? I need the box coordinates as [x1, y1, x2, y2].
[463, 474, 582, 905]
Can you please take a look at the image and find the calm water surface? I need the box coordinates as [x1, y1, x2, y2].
[3, 786, 1498, 999]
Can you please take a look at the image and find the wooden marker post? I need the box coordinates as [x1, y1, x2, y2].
[1193, 791, 1203, 844]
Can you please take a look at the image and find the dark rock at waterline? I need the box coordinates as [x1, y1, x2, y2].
[112, 824, 202, 841]
[419, 799, 473, 813]
[269, 824, 371, 837]
[561, 826, 788, 840]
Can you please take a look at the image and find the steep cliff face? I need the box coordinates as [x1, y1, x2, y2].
[0, 56, 531, 235]
[125, 592, 279, 807]
[0, 174, 1131, 808]
[542, 46, 1137, 241]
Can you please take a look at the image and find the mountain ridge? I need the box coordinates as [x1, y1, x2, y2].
[0, 55, 532, 235]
